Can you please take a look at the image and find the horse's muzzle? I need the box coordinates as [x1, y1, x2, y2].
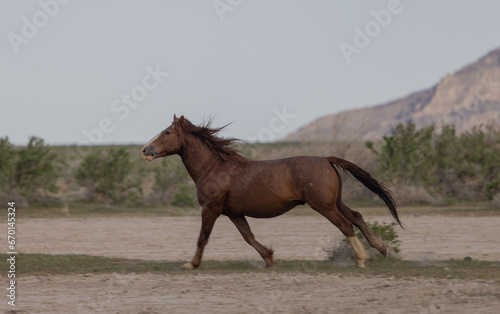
[141, 146, 156, 162]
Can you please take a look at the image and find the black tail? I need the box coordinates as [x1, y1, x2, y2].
[328, 156, 402, 228]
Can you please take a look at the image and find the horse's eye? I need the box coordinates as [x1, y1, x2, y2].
[165, 131, 171, 135]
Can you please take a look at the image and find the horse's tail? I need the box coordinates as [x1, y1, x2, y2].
[328, 156, 402, 228]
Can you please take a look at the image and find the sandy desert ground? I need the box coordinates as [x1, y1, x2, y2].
[3, 214, 500, 313]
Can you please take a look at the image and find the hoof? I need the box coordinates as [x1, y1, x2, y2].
[182, 262, 195, 270]
[265, 258, 277, 268]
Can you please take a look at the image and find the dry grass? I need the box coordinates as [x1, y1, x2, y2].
[5, 253, 500, 282]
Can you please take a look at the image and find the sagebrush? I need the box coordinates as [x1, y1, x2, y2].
[75, 147, 142, 203]
[326, 221, 401, 265]
[0, 136, 59, 206]
[368, 122, 500, 204]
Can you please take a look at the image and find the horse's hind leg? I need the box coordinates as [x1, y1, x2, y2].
[310, 204, 368, 267]
[228, 215, 276, 267]
[337, 201, 389, 257]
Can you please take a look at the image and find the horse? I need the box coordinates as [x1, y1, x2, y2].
[142, 115, 402, 268]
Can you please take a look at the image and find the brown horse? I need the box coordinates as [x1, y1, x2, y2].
[142, 115, 402, 268]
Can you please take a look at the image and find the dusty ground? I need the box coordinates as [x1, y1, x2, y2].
[15, 214, 500, 262]
[4, 214, 500, 313]
[13, 272, 500, 313]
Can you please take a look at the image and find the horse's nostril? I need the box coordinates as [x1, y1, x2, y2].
[142, 147, 146, 153]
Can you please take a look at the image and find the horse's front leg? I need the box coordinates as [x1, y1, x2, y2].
[183, 207, 220, 269]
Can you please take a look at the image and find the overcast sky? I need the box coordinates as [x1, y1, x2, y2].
[1, 0, 499, 145]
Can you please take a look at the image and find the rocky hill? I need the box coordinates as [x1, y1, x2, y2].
[284, 47, 500, 142]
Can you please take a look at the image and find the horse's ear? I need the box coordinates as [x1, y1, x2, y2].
[177, 115, 187, 128]
[173, 115, 187, 131]
[173, 114, 185, 123]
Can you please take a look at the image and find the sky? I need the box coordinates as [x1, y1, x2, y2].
[1, 0, 500, 146]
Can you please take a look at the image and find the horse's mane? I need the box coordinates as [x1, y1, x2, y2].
[177, 117, 249, 163]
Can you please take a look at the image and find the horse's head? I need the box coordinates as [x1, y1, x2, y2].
[141, 114, 186, 162]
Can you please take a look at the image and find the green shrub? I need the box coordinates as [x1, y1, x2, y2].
[492, 194, 500, 210]
[0, 137, 15, 190]
[0, 136, 59, 206]
[353, 221, 401, 253]
[14, 137, 59, 194]
[75, 147, 141, 203]
[486, 178, 500, 200]
[153, 157, 187, 192]
[372, 122, 500, 203]
[171, 184, 197, 208]
[326, 220, 401, 264]
[144, 157, 191, 206]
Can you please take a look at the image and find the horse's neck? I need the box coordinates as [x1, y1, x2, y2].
[179, 135, 219, 182]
